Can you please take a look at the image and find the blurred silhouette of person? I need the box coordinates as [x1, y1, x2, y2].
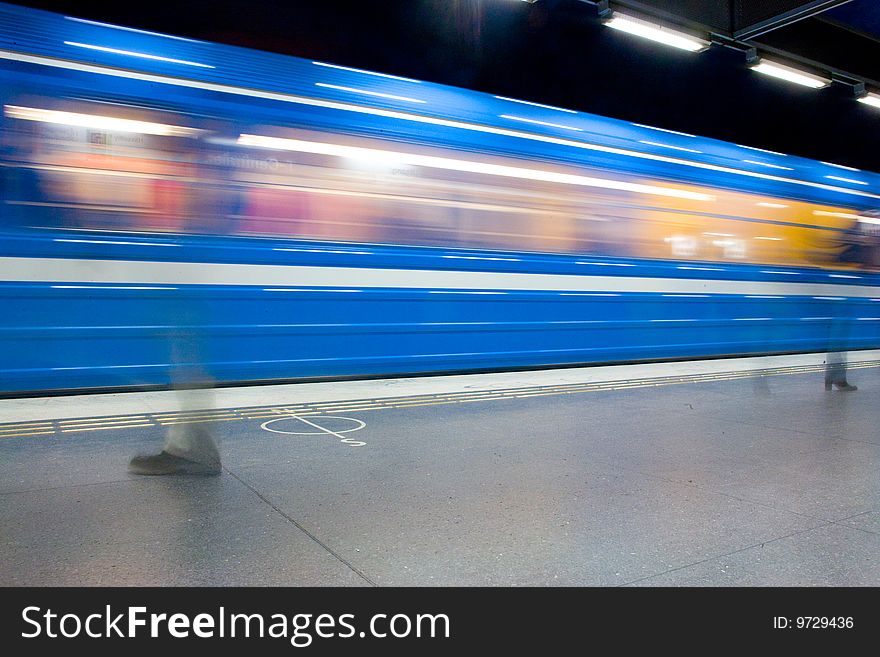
[824, 216, 880, 391]
[128, 136, 241, 476]
[126, 166, 224, 475]
[128, 315, 222, 476]
[825, 338, 856, 391]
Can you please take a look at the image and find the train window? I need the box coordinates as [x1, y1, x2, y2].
[228, 127, 668, 256]
[2, 100, 871, 270]
[2, 99, 211, 233]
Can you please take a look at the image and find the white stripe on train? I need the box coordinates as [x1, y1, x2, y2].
[1, 256, 879, 298]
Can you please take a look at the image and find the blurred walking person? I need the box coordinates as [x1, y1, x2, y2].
[128, 135, 242, 476]
[824, 214, 880, 391]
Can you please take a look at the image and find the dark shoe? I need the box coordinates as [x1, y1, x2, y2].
[825, 380, 857, 392]
[128, 451, 221, 476]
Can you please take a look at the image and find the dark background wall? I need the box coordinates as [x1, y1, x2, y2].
[6, 0, 879, 172]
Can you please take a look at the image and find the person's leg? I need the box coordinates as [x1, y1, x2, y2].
[129, 383, 221, 475]
[825, 350, 854, 389]
[825, 316, 856, 391]
[161, 385, 221, 467]
[129, 322, 221, 475]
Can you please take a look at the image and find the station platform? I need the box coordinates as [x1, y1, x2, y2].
[2, 351, 880, 587]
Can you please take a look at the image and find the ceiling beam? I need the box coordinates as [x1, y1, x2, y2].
[733, 0, 853, 40]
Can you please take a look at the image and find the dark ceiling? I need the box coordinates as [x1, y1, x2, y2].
[4, 0, 880, 172]
[822, 0, 880, 37]
[611, 0, 880, 87]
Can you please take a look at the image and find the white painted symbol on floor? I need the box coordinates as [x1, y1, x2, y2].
[260, 414, 367, 447]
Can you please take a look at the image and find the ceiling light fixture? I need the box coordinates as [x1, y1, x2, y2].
[857, 93, 880, 109]
[604, 12, 709, 52]
[750, 60, 829, 89]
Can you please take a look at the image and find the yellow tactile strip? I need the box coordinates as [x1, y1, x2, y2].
[1, 359, 878, 439]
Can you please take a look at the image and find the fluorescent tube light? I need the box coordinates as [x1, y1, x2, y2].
[605, 13, 709, 52]
[751, 60, 829, 88]
[857, 93, 880, 109]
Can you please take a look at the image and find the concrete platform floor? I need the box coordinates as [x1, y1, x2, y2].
[2, 352, 880, 586]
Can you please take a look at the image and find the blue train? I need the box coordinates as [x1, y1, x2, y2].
[1, 2, 879, 395]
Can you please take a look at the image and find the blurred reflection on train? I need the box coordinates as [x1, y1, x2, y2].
[1, 2, 879, 394]
[4, 105, 870, 264]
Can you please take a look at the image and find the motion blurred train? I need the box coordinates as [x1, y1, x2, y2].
[1, 2, 879, 394]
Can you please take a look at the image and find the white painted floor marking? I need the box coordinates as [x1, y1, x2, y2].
[261, 412, 367, 447]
